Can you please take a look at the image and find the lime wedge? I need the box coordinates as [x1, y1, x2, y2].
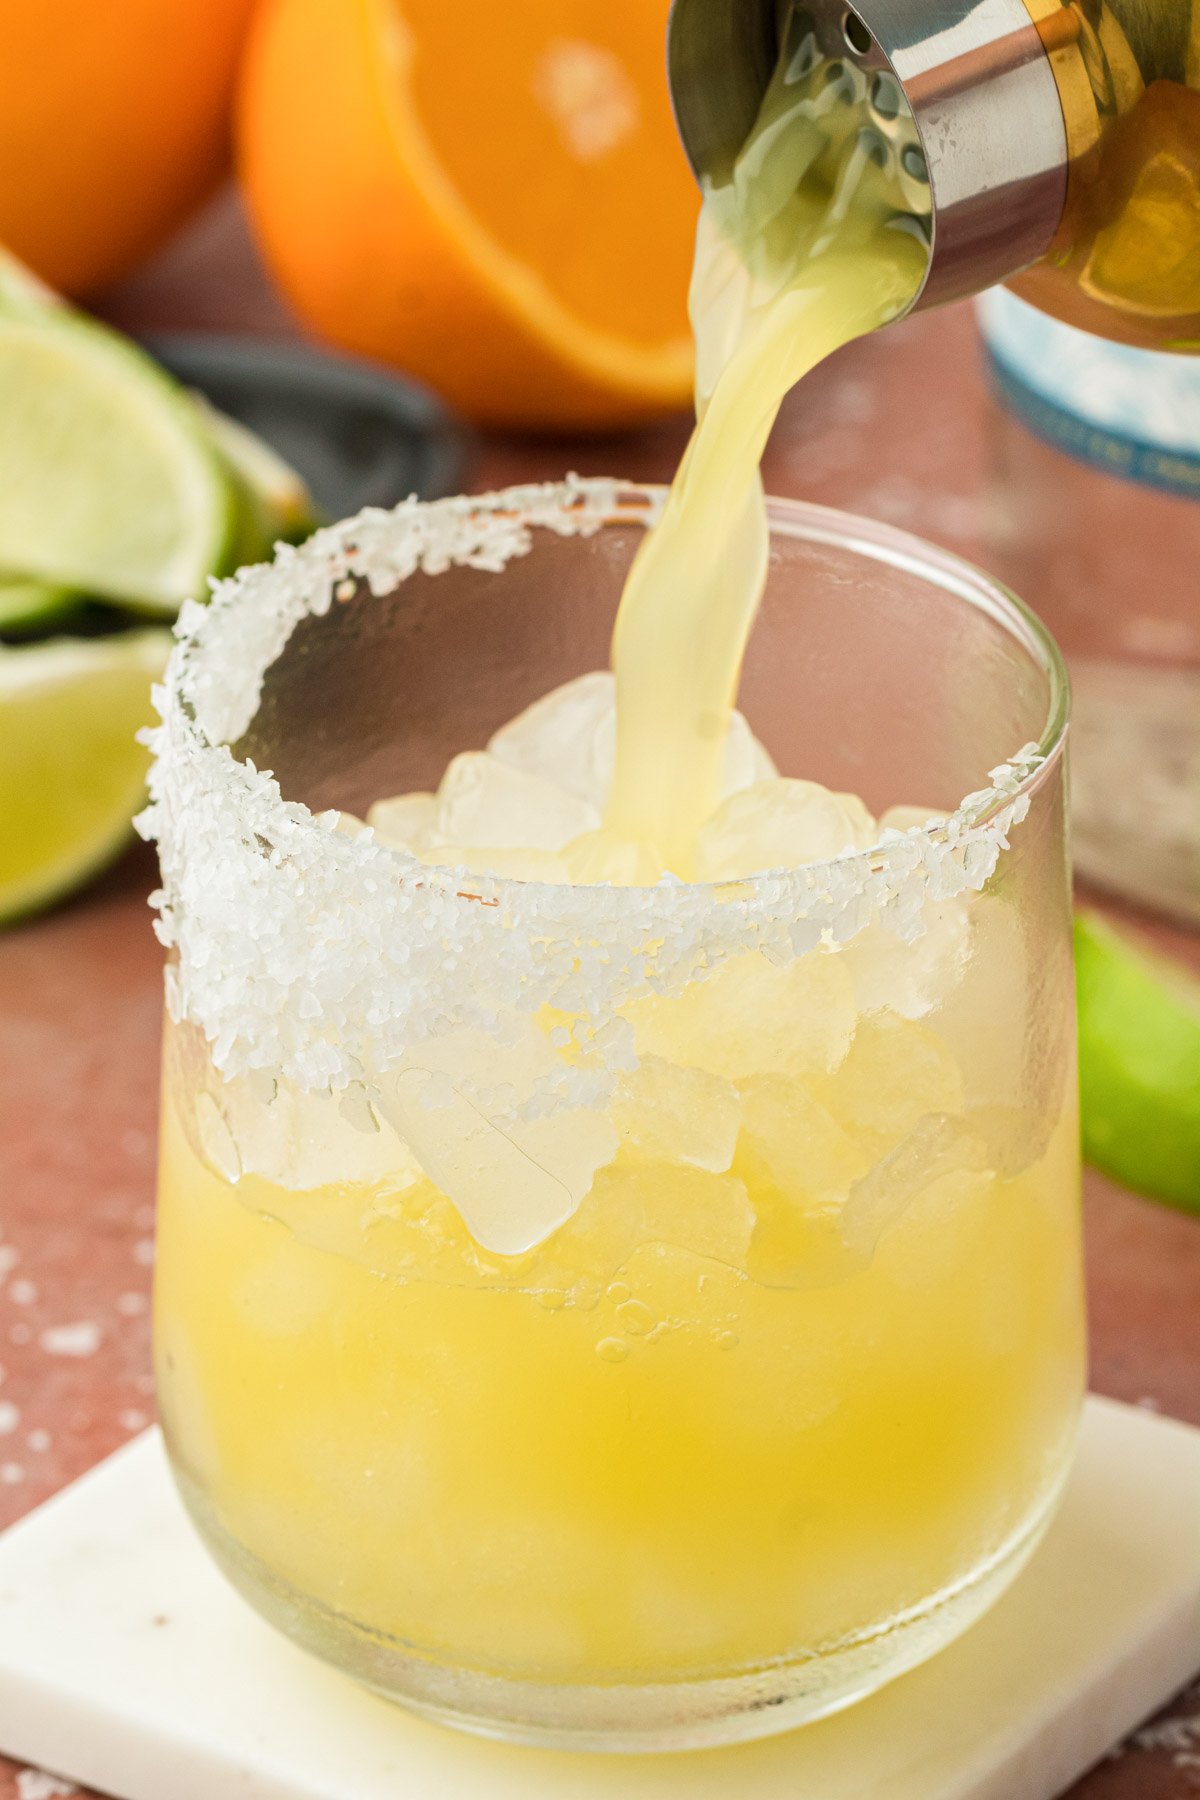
[1076, 911, 1200, 1213]
[0, 630, 169, 925]
[0, 573, 80, 633]
[198, 399, 314, 536]
[0, 315, 233, 613]
[196, 397, 318, 559]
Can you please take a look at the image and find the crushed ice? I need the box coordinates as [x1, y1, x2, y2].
[140, 479, 1048, 1254]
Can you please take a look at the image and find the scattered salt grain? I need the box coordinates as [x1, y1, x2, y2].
[39, 1321, 102, 1358]
[0, 1401, 19, 1435]
[116, 1291, 150, 1317]
[0, 1246, 19, 1282]
[118, 1409, 149, 1433]
[0, 1463, 24, 1485]
[16, 1772, 78, 1799]
[133, 1238, 155, 1266]
[1133, 1705, 1200, 1766]
[8, 1278, 38, 1307]
[26, 1429, 51, 1453]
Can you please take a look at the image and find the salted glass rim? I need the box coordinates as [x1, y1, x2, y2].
[151, 477, 1066, 905]
[140, 477, 1064, 1090]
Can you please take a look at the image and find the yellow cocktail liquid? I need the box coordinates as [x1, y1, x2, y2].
[155, 2, 1084, 1712]
[157, 1019, 1081, 1683]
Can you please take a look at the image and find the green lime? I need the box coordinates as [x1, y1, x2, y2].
[0, 313, 234, 613]
[0, 573, 80, 633]
[1076, 910, 1200, 1213]
[0, 245, 314, 606]
[197, 397, 319, 560]
[0, 630, 169, 925]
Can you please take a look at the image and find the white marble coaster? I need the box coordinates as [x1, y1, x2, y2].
[0, 1396, 1197, 1800]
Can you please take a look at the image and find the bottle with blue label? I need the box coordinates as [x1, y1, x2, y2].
[979, 288, 1200, 925]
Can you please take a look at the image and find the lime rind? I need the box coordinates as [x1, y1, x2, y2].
[0, 629, 170, 926]
[0, 572, 80, 632]
[197, 398, 319, 573]
[195, 397, 316, 541]
[1076, 910, 1200, 1214]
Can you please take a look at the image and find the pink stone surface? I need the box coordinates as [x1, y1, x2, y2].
[0, 190, 1197, 1799]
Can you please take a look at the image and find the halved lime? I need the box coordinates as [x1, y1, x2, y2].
[0, 314, 234, 613]
[0, 573, 80, 633]
[0, 630, 169, 925]
[1076, 911, 1200, 1213]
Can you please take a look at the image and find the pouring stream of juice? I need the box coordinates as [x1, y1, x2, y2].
[599, 10, 930, 879]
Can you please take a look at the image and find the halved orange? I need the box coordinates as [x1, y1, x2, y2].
[237, 0, 699, 427]
[0, 0, 256, 296]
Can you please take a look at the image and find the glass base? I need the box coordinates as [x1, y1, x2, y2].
[169, 1457, 1068, 1753]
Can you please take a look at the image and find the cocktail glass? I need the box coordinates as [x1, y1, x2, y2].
[146, 479, 1083, 1751]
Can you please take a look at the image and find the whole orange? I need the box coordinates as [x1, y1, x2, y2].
[0, 0, 259, 296]
[238, 0, 698, 428]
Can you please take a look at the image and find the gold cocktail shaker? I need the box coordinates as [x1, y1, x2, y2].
[668, 0, 1200, 350]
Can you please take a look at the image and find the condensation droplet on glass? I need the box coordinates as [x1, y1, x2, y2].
[617, 1298, 656, 1336]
